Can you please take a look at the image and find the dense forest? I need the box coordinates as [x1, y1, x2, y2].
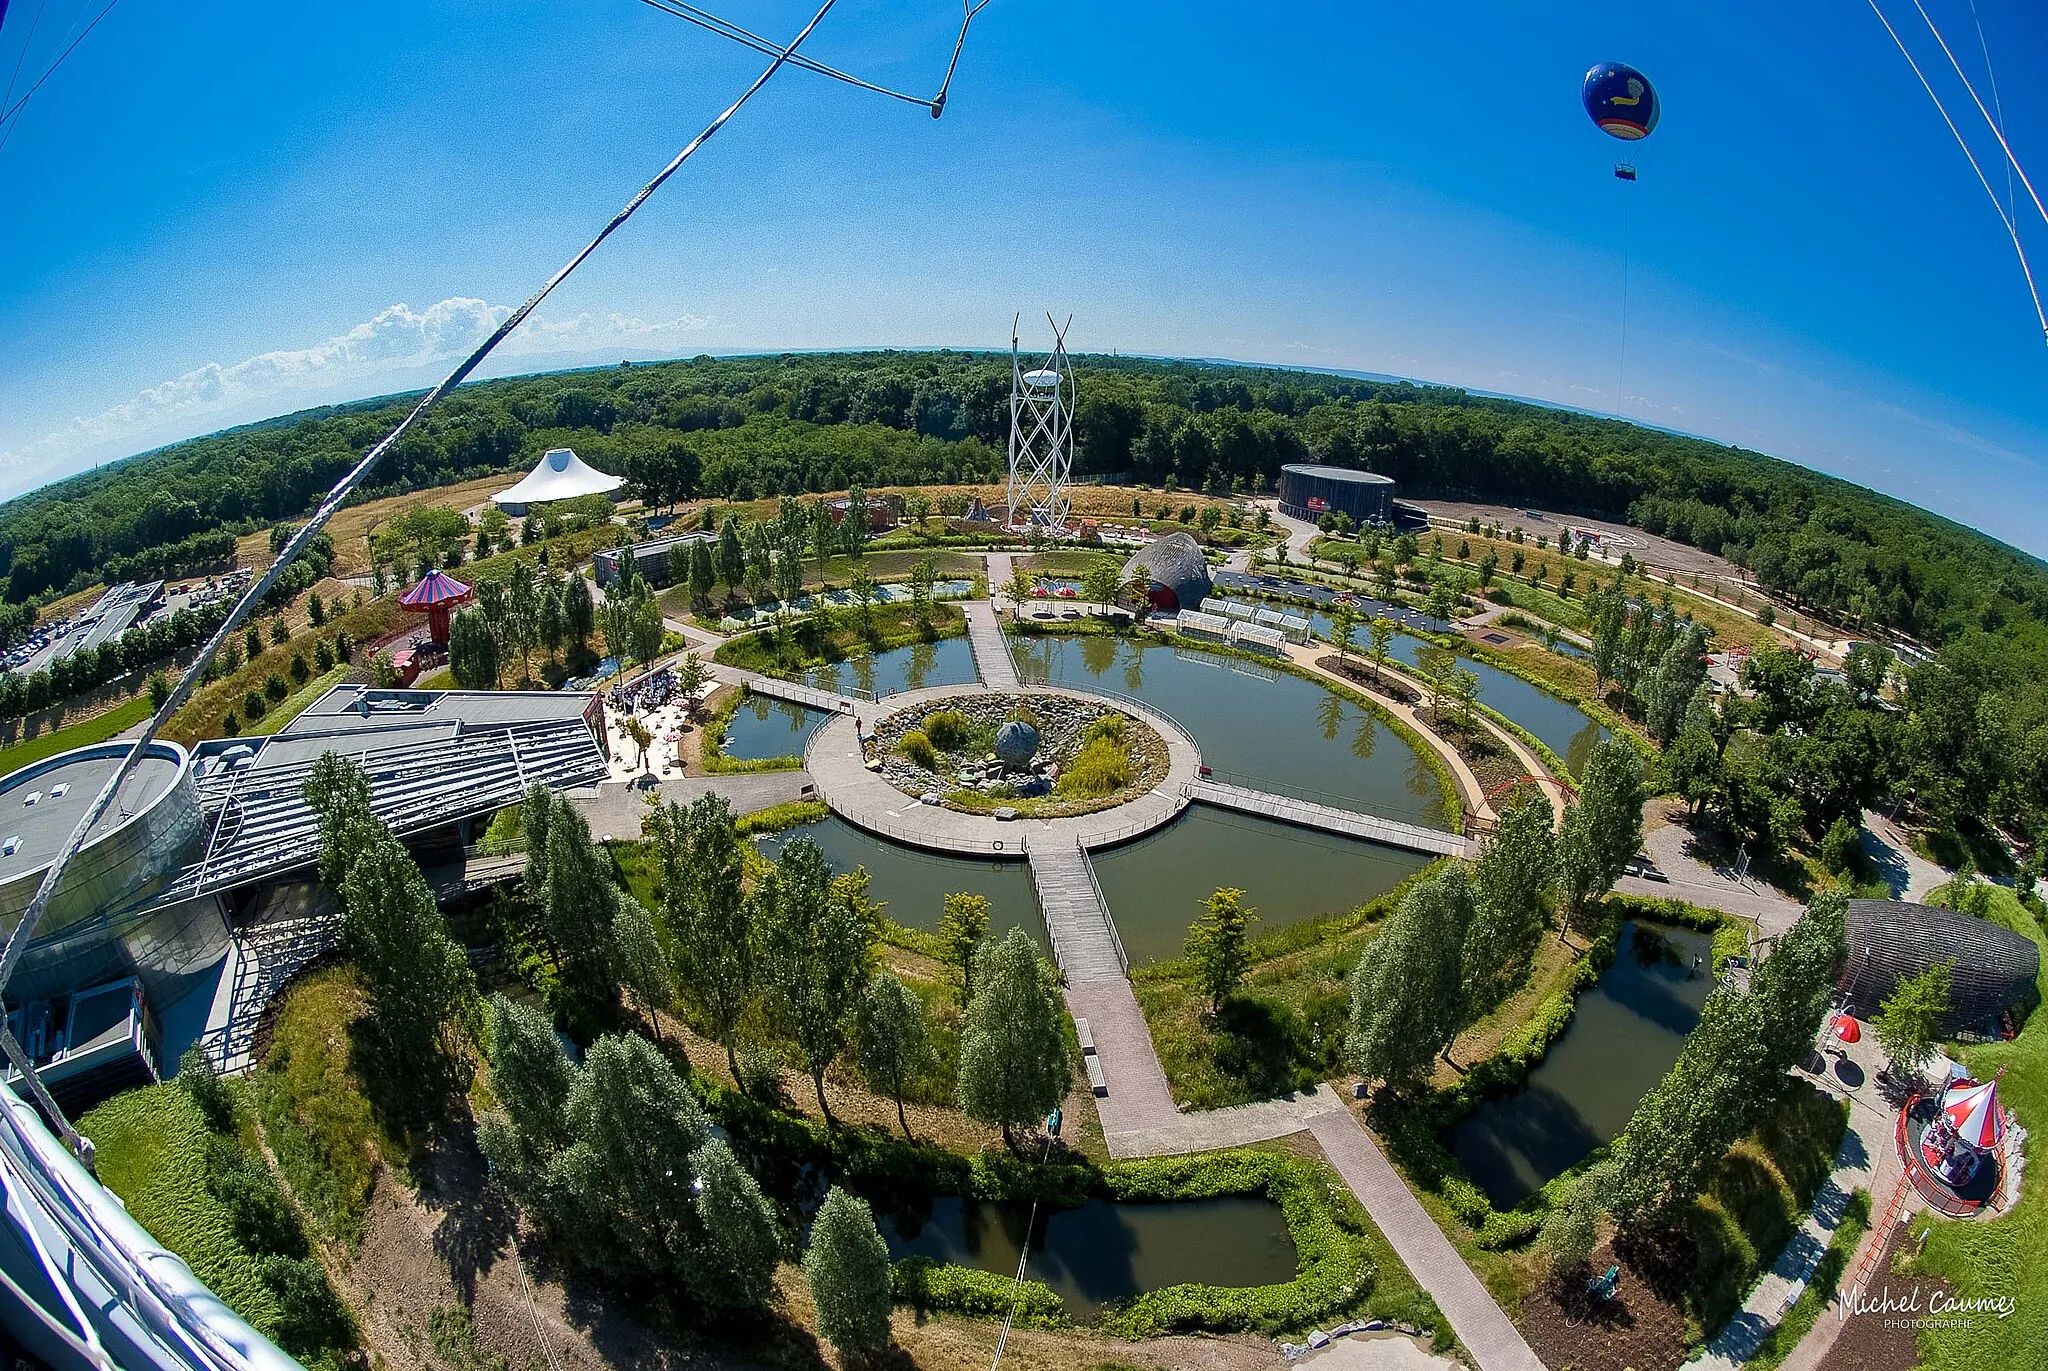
[3, 352, 2041, 657]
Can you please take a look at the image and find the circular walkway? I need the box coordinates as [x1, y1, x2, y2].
[803, 683, 1203, 857]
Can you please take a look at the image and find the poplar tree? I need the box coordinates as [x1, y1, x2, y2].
[1558, 739, 1645, 922]
[957, 928, 1070, 1150]
[760, 841, 876, 1123]
[688, 1138, 781, 1313]
[1186, 887, 1256, 1014]
[856, 971, 931, 1139]
[804, 1186, 893, 1357]
[650, 795, 754, 1078]
[1346, 865, 1471, 1091]
[936, 891, 990, 1006]
[1464, 793, 1556, 1015]
[612, 896, 676, 1041]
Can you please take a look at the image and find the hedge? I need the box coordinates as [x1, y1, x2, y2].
[892, 1258, 1064, 1327]
[700, 1091, 1376, 1336]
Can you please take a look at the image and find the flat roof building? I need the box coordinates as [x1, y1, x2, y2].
[1278, 464, 1396, 527]
[593, 530, 718, 590]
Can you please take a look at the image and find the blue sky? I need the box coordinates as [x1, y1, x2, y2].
[2, 1, 2045, 552]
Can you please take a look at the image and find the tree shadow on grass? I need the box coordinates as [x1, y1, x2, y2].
[1210, 995, 1317, 1102]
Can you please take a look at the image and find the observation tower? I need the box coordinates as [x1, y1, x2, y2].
[1006, 315, 1076, 535]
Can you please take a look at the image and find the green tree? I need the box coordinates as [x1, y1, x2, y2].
[957, 927, 1071, 1150]
[340, 836, 476, 1089]
[649, 795, 754, 1078]
[302, 752, 384, 893]
[856, 971, 931, 1139]
[561, 573, 595, 649]
[1873, 960, 1952, 1083]
[1367, 615, 1395, 682]
[448, 606, 500, 688]
[675, 651, 708, 721]
[717, 516, 746, 594]
[612, 896, 676, 1041]
[1082, 557, 1121, 614]
[937, 891, 991, 1006]
[1185, 887, 1256, 1013]
[688, 1138, 781, 1314]
[548, 1033, 713, 1286]
[1666, 725, 1723, 816]
[1346, 865, 1472, 1088]
[908, 553, 938, 630]
[147, 669, 172, 711]
[1330, 605, 1358, 660]
[759, 841, 876, 1123]
[1749, 890, 1848, 1081]
[1557, 739, 1645, 923]
[1542, 1164, 1611, 1276]
[476, 993, 576, 1193]
[1465, 792, 1556, 1015]
[688, 537, 717, 606]
[804, 1186, 893, 1357]
[537, 793, 618, 1006]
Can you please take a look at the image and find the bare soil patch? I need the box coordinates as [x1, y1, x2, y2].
[1519, 1237, 1692, 1371]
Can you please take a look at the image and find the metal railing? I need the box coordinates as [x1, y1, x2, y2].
[1074, 835, 1129, 974]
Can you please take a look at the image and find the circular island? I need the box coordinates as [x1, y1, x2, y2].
[802, 683, 1202, 856]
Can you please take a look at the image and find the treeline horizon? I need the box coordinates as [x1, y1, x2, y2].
[2, 350, 2043, 651]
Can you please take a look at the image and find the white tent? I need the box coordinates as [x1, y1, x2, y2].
[491, 448, 625, 511]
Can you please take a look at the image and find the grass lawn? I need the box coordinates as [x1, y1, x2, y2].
[1020, 548, 1125, 577]
[81, 1084, 285, 1332]
[256, 964, 408, 1246]
[0, 695, 151, 774]
[1903, 885, 2048, 1370]
[712, 601, 966, 678]
[242, 666, 349, 736]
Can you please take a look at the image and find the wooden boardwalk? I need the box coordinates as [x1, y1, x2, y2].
[1027, 839, 1125, 984]
[1187, 778, 1477, 858]
[963, 601, 1021, 689]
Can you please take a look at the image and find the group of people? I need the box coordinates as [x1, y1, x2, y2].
[606, 665, 678, 715]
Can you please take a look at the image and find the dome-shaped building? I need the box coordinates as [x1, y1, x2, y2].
[1840, 899, 2040, 1036]
[1121, 532, 1213, 613]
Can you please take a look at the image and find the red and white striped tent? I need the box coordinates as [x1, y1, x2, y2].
[1940, 1078, 2007, 1152]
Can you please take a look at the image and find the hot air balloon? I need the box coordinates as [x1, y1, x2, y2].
[1583, 61, 1659, 141]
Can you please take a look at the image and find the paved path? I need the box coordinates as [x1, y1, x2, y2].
[1188, 778, 1477, 858]
[963, 600, 1022, 689]
[1308, 1112, 1547, 1371]
[1065, 978, 1182, 1150]
[1859, 809, 1949, 902]
[803, 684, 1199, 856]
[1028, 840, 1126, 982]
[1686, 1035, 1908, 1371]
[1638, 823, 1805, 936]
[1113, 1083, 1346, 1159]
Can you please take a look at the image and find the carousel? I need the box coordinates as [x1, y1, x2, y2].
[1904, 1067, 2010, 1214]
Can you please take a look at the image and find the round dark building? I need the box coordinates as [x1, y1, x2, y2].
[1840, 899, 2040, 1036]
[1278, 464, 1396, 526]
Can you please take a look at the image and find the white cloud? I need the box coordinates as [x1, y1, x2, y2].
[0, 298, 714, 496]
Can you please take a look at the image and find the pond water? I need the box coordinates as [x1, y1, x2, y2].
[1449, 921, 1717, 1208]
[1094, 807, 1432, 966]
[718, 696, 828, 761]
[1297, 612, 1609, 776]
[1011, 635, 1447, 829]
[877, 1194, 1298, 1321]
[802, 636, 979, 698]
[754, 814, 1040, 942]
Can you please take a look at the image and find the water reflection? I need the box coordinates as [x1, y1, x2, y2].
[755, 815, 1040, 942]
[878, 1195, 1297, 1321]
[719, 696, 827, 761]
[1449, 921, 1715, 1207]
[800, 636, 977, 698]
[1093, 808, 1431, 966]
[1014, 635, 1445, 829]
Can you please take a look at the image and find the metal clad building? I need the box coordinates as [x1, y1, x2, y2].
[1278, 464, 1396, 525]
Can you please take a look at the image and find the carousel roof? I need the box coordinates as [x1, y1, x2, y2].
[399, 569, 474, 609]
[1940, 1078, 2006, 1150]
[492, 447, 625, 507]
